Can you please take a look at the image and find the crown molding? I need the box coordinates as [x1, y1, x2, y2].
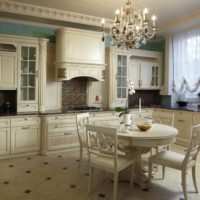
[0, 0, 112, 28]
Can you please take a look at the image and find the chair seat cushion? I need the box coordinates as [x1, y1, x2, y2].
[90, 155, 132, 172]
[149, 151, 185, 170]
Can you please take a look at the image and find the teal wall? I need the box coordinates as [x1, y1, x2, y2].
[0, 22, 56, 42]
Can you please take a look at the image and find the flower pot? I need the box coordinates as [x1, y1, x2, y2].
[177, 101, 188, 107]
[123, 113, 132, 125]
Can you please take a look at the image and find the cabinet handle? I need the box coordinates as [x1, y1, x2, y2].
[22, 126, 30, 129]
[54, 125, 58, 128]
[65, 132, 71, 135]
[140, 80, 142, 86]
[178, 119, 184, 122]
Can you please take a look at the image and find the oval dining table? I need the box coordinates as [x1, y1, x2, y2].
[96, 122, 178, 190]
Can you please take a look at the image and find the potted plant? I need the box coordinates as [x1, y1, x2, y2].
[115, 80, 135, 125]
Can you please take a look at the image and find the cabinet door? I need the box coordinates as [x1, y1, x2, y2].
[18, 45, 38, 111]
[11, 126, 40, 153]
[140, 62, 153, 89]
[174, 111, 193, 146]
[0, 52, 17, 89]
[150, 64, 160, 89]
[0, 128, 10, 155]
[129, 61, 140, 88]
[116, 55, 128, 99]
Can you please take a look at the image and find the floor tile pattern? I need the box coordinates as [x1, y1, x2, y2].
[0, 144, 200, 200]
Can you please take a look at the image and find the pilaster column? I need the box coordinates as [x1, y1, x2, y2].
[39, 38, 49, 112]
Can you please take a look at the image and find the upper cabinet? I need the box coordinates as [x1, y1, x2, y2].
[0, 44, 17, 90]
[107, 48, 162, 108]
[17, 45, 39, 112]
[55, 28, 105, 81]
[129, 59, 161, 89]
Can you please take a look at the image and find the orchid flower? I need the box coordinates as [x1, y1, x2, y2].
[127, 80, 135, 95]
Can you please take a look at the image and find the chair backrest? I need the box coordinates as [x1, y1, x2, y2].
[153, 111, 174, 126]
[76, 113, 90, 146]
[183, 124, 200, 168]
[86, 124, 118, 169]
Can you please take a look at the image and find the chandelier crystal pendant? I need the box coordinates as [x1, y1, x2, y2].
[101, 0, 157, 49]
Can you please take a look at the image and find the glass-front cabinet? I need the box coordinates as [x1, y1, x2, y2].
[108, 47, 129, 109]
[18, 45, 38, 112]
[116, 55, 127, 99]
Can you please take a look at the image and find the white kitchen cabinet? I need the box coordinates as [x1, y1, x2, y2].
[0, 128, 10, 155]
[129, 60, 160, 89]
[174, 110, 193, 146]
[11, 116, 40, 154]
[107, 48, 129, 109]
[0, 117, 10, 155]
[11, 126, 40, 153]
[41, 114, 79, 155]
[0, 51, 17, 89]
[17, 45, 39, 112]
[107, 48, 162, 109]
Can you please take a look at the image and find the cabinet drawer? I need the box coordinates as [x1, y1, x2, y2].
[11, 116, 40, 127]
[90, 112, 117, 121]
[174, 111, 192, 122]
[48, 132, 78, 150]
[0, 118, 10, 128]
[17, 103, 38, 112]
[193, 114, 200, 125]
[48, 124, 76, 133]
[46, 115, 76, 124]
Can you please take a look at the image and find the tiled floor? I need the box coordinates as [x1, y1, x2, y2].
[0, 144, 200, 200]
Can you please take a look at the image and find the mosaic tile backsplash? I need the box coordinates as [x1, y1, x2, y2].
[62, 78, 87, 109]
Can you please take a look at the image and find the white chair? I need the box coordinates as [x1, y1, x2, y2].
[86, 124, 134, 200]
[76, 112, 90, 168]
[148, 124, 200, 200]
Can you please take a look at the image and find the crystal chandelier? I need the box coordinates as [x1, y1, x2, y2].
[101, 0, 157, 49]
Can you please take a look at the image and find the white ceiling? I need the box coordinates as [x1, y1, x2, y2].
[7, 0, 200, 34]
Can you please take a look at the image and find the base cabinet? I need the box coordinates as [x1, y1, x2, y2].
[0, 128, 10, 155]
[42, 114, 79, 154]
[11, 126, 40, 153]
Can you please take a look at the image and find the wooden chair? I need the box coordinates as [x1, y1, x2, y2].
[76, 112, 90, 168]
[148, 124, 200, 200]
[86, 124, 134, 200]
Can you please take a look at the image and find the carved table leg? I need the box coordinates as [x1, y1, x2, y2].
[130, 147, 151, 190]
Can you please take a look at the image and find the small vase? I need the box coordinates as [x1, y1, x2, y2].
[123, 113, 132, 125]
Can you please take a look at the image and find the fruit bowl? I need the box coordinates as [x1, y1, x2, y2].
[137, 124, 152, 132]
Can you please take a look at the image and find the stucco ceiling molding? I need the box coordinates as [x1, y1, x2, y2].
[0, 0, 112, 27]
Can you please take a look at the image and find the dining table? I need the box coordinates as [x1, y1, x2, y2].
[96, 122, 178, 190]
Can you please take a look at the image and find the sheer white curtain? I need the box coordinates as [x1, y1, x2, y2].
[172, 28, 200, 99]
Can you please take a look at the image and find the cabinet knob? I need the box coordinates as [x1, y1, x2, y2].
[24, 118, 27, 121]
[26, 104, 29, 107]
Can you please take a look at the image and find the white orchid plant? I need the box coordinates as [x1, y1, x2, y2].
[115, 80, 135, 117]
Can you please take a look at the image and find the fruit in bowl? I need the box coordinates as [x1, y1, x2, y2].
[137, 124, 152, 131]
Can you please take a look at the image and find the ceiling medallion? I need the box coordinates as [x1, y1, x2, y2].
[101, 0, 157, 49]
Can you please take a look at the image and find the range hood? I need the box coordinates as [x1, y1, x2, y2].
[55, 28, 106, 81]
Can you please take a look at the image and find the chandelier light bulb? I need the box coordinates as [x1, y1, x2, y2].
[115, 9, 120, 15]
[151, 15, 157, 27]
[101, 18, 105, 24]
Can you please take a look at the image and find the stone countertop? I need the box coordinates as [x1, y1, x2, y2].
[0, 105, 200, 117]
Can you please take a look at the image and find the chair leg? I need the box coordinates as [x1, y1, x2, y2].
[192, 166, 198, 193]
[181, 170, 188, 200]
[88, 166, 93, 194]
[162, 166, 165, 179]
[113, 172, 118, 200]
[79, 147, 83, 168]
